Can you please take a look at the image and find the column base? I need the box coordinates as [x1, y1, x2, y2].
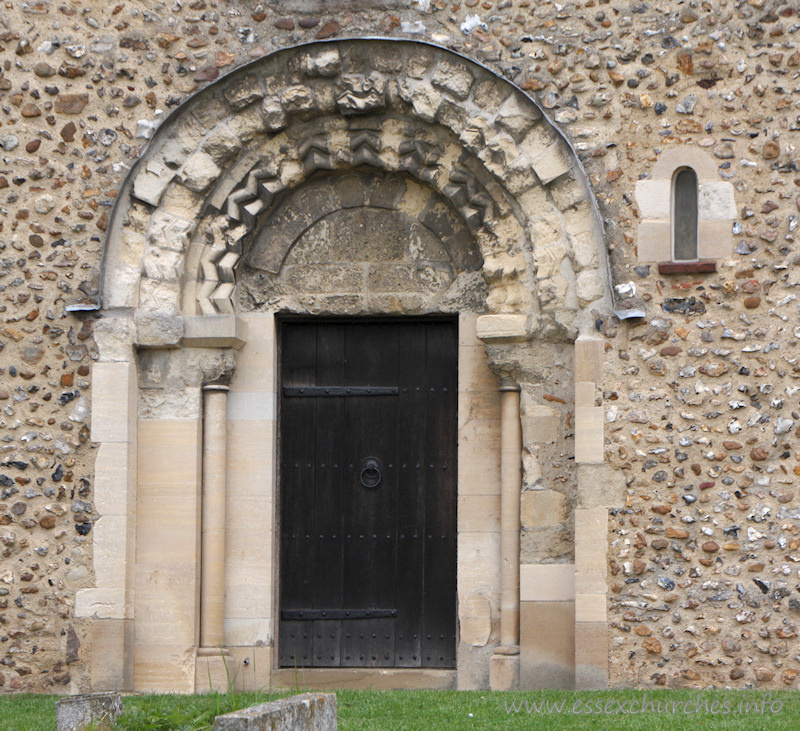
[489, 647, 520, 690]
[195, 647, 233, 693]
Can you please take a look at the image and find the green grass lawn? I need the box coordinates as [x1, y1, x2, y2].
[0, 688, 798, 730]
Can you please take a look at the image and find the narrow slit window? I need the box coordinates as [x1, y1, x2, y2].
[672, 167, 698, 261]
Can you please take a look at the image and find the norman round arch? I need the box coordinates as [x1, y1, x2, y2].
[84, 39, 619, 694]
[99, 38, 612, 340]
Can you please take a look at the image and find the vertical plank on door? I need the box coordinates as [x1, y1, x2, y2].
[278, 322, 317, 667]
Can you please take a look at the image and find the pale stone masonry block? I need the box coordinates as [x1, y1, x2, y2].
[520, 395, 559, 445]
[576, 269, 604, 305]
[134, 562, 199, 647]
[458, 419, 501, 495]
[118, 229, 147, 269]
[634, 179, 671, 220]
[531, 142, 572, 185]
[651, 146, 717, 180]
[229, 313, 275, 392]
[575, 382, 595, 408]
[520, 601, 575, 689]
[458, 494, 500, 532]
[93, 516, 128, 589]
[489, 653, 520, 691]
[495, 92, 539, 138]
[575, 508, 608, 595]
[458, 344, 500, 395]
[458, 531, 501, 592]
[91, 361, 136, 444]
[398, 78, 439, 122]
[226, 646, 272, 692]
[137, 419, 202, 486]
[476, 314, 530, 342]
[226, 420, 275, 491]
[90, 618, 133, 691]
[134, 645, 197, 693]
[102, 262, 141, 310]
[459, 592, 493, 646]
[699, 181, 737, 220]
[94, 441, 136, 516]
[227, 393, 275, 422]
[183, 315, 247, 349]
[577, 464, 625, 509]
[133, 160, 175, 206]
[75, 588, 127, 619]
[179, 150, 222, 193]
[139, 278, 181, 312]
[570, 230, 600, 271]
[201, 122, 243, 164]
[135, 312, 185, 347]
[431, 60, 474, 99]
[636, 220, 671, 262]
[224, 618, 273, 647]
[196, 653, 231, 695]
[94, 316, 136, 363]
[575, 621, 608, 690]
[575, 406, 604, 463]
[160, 184, 205, 223]
[225, 535, 274, 617]
[698, 219, 733, 259]
[458, 311, 480, 346]
[148, 209, 193, 252]
[142, 247, 183, 282]
[574, 337, 603, 384]
[575, 592, 607, 622]
[139, 388, 202, 421]
[520, 490, 569, 529]
[520, 563, 575, 602]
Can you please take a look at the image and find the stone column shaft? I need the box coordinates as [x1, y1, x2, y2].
[200, 385, 228, 649]
[499, 383, 522, 648]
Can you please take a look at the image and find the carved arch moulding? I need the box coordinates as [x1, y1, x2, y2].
[82, 38, 626, 694]
[95, 38, 617, 346]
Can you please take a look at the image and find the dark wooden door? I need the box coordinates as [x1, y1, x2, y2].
[278, 319, 457, 669]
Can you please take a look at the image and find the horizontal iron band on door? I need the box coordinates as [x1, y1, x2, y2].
[283, 386, 399, 397]
[281, 609, 398, 620]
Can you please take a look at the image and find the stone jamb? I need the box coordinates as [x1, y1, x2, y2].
[79, 360, 138, 690]
[573, 336, 610, 690]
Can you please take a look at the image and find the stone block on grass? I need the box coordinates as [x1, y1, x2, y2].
[55, 693, 122, 731]
[213, 692, 337, 730]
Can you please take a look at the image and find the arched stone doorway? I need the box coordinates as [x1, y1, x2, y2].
[83, 39, 616, 692]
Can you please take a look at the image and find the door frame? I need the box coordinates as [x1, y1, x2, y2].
[274, 314, 460, 671]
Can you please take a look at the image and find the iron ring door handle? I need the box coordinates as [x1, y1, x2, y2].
[359, 458, 382, 488]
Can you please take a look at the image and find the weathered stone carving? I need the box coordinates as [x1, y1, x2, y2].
[442, 167, 496, 232]
[226, 167, 283, 228]
[398, 139, 442, 183]
[349, 130, 384, 168]
[103, 39, 607, 334]
[336, 73, 387, 114]
[298, 135, 334, 176]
